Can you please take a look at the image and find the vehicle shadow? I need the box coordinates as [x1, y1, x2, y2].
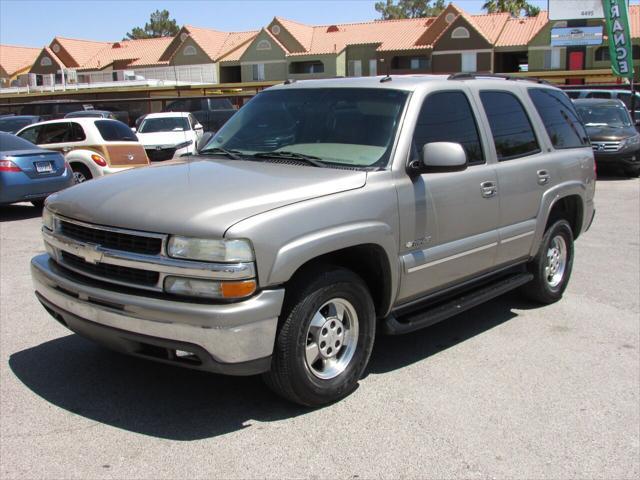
[595, 168, 637, 181]
[0, 203, 42, 222]
[9, 293, 532, 440]
[367, 292, 530, 375]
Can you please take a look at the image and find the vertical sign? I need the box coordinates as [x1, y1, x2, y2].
[603, 0, 634, 78]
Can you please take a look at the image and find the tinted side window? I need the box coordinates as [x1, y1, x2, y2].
[70, 123, 86, 142]
[586, 91, 611, 99]
[565, 91, 581, 99]
[480, 91, 540, 161]
[95, 120, 137, 142]
[528, 88, 589, 149]
[38, 123, 72, 144]
[17, 125, 40, 144]
[165, 100, 187, 112]
[413, 91, 484, 165]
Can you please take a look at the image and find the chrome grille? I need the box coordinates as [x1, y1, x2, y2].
[60, 220, 162, 255]
[61, 251, 160, 286]
[591, 141, 621, 152]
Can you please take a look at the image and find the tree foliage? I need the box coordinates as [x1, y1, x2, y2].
[375, 0, 446, 19]
[125, 9, 179, 40]
[482, 0, 541, 17]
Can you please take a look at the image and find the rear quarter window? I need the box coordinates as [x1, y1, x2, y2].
[480, 91, 540, 161]
[95, 120, 138, 142]
[528, 88, 590, 149]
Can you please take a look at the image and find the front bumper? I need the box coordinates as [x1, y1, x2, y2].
[31, 253, 284, 375]
[593, 146, 640, 167]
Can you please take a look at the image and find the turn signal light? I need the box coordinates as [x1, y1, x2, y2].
[0, 160, 21, 172]
[91, 154, 107, 167]
[220, 280, 257, 299]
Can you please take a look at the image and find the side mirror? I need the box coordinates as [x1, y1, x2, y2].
[408, 142, 467, 174]
[196, 131, 214, 152]
[131, 127, 137, 133]
[195, 123, 203, 130]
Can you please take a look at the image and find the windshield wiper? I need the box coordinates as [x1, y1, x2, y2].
[252, 151, 327, 168]
[198, 147, 244, 160]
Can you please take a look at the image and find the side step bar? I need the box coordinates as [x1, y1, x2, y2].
[382, 272, 534, 335]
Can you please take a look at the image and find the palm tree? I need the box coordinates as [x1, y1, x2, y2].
[482, 0, 540, 17]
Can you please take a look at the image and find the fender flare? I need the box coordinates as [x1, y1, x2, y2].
[529, 181, 587, 257]
[267, 221, 399, 315]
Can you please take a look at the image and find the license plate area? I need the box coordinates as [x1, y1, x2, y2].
[35, 161, 53, 173]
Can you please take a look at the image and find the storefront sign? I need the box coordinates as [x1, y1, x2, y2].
[548, 0, 604, 20]
[550, 26, 603, 46]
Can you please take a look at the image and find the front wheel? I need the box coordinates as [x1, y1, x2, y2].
[263, 267, 376, 406]
[521, 219, 574, 304]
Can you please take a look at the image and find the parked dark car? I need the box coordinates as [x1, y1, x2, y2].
[566, 89, 640, 123]
[20, 101, 129, 125]
[0, 132, 74, 207]
[0, 115, 43, 134]
[65, 110, 117, 120]
[163, 97, 237, 132]
[574, 98, 640, 177]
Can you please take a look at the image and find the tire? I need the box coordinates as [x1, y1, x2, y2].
[31, 200, 45, 209]
[624, 166, 640, 178]
[263, 267, 376, 406]
[522, 219, 574, 304]
[71, 163, 92, 183]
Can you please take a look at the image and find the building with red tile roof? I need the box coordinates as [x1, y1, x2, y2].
[0, 44, 40, 87]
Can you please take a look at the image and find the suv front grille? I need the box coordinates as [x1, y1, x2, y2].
[591, 141, 621, 152]
[61, 251, 160, 287]
[146, 147, 176, 162]
[60, 220, 162, 255]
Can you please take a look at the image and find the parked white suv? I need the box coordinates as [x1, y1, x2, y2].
[17, 118, 149, 183]
[134, 112, 204, 161]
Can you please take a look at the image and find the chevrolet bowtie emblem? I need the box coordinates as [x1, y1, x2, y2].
[79, 244, 103, 264]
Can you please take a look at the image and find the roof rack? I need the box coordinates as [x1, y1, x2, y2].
[447, 73, 550, 85]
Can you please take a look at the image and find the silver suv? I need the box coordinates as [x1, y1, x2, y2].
[31, 75, 596, 406]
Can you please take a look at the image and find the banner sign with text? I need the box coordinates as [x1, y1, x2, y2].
[603, 0, 634, 78]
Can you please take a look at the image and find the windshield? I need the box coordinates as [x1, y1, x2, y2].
[576, 104, 632, 128]
[0, 118, 34, 134]
[203, 88, 409, 168]
[139, 117, 189, 133]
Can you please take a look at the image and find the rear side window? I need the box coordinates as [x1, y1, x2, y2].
[95, 120, 138, 142]
[17, 125, 40, 144]
[480, 91, 540, 161]
[412, 91, 484, 165]
[565, 91, 581, 99]
[38, 123, 72, 144]
[70, 123, 86, 142]
[528, 88, 589, 149]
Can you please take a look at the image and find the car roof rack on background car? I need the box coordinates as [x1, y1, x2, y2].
[447, 73, 550, 85]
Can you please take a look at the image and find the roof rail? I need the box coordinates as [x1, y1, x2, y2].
[447, 72, 550, 85]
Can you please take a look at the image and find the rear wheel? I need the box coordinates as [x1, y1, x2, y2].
[522, 219, 574, 304]
[263, 267, 376, 406]
[71, 163, 92, 183]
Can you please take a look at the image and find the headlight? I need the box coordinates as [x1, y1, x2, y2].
[42, 208, 54, 231]
[164, 276, 256, 299]
[622, 134, 640, 148]
[167, 236, 254, 262]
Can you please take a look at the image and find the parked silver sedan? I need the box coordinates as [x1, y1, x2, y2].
[0, 132, 74, 208]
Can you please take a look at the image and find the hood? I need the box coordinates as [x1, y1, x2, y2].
[46, 157, 367, 237]
[586, 125, 638, 142]
[137, 131, 195, 148]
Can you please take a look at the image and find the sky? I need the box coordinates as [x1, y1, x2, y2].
[1, 0, 555, 47]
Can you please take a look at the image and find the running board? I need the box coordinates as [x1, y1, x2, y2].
[382, 272, 534, 335]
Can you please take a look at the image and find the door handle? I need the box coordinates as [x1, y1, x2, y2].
[537, 169, 550, 185]
[480, 181, 497, 198]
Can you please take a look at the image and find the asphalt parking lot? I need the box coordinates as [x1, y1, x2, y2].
[1, 175, 638, 480]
